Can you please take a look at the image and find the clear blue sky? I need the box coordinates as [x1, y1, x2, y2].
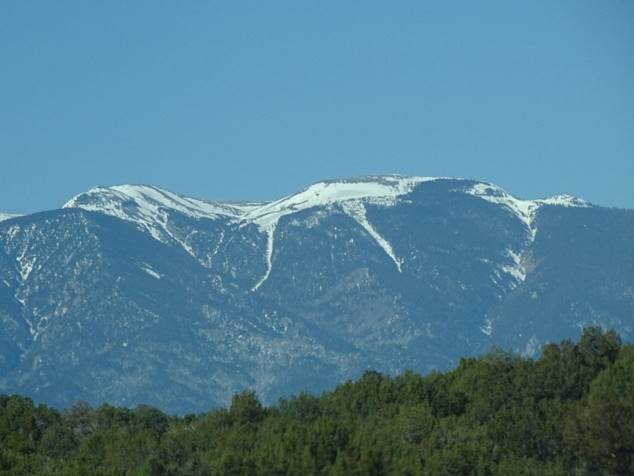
[1, 1, 633, 214]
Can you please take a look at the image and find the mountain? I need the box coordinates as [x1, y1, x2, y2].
[0, 176, 632, 413]
[0, 213, 20, 223]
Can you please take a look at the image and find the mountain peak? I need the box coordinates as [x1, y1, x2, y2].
[537, 194, 590, 208]
[65, 184, 268, 231]
[0, 212, 20, 223]
[63, 184, 262, 219]
[60, 177, 592, 249]
[242, 175, 442, 230]
[460, 182, 590, 237]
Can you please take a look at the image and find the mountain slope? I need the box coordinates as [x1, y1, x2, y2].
[1, 176, 632, 413]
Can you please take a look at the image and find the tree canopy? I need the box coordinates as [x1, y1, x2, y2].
[0, 327, 632, 475]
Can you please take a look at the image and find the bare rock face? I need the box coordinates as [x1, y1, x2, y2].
[0, 176, 631, 414]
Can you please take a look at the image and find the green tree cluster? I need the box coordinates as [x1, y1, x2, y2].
[0, 328, 632, 475]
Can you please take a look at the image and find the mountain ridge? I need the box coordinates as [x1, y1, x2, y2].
[62, 176, 595, 226]
[60, 176, 593, 280]
[0, 175, 631, 414]
[0, 213, 20, 223]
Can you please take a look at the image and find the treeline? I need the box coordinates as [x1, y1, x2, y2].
[1, 328, 633, 475]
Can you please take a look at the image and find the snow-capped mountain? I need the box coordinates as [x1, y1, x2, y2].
[0, 176, 632, 413]
[0, 213, 20, 223]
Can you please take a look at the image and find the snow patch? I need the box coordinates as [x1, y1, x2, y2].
[480, 317, 494, 336]
[251, 225, 276, 291]
[340, 200, 403, 272]
[157, 211, 198, 258]
[140, 263, 162, 279]
[0, 213, 20, 223]
[538, 194, 590, 208]
[500, 248, 526, 286]
[16, 249, 36, 280]
[26, 318, 38, 340]
[208, 229, 226, 265]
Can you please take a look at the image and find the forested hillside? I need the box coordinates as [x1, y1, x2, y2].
[1, 328, 632, 475]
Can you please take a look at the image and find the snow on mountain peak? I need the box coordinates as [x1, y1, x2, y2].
[462, 182, 590, 239]
[63, 184, 264, 250]
[244, 175, 440, 230]
[0, 213, 20, 223]
[248, 176, 441, 288]
[59, 177, 592, 286]
[62, 178, 590, 236]
[63, 184, 260, 220]
[536, 194, 590, 208]
[463, 182, 539, 232]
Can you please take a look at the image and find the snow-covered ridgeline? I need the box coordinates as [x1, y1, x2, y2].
[63, 185, 260, 221]
[60, 177, 593, 291]
[63, 185, 264, 251]
[61, 179, 437, 274]
[0, 213, 20, 223]
[537, 195, 590, 208]
[62, 180, 592, 235]
[244, 176, 438, 287]
[243, 176, 439, 230]
[463, 183, 540, 240]
[463, 183, 589, 241]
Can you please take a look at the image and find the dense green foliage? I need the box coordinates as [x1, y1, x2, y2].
[1, 328, 632, 475]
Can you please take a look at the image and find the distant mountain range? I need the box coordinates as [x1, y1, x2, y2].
[1, 176, 632, 413]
